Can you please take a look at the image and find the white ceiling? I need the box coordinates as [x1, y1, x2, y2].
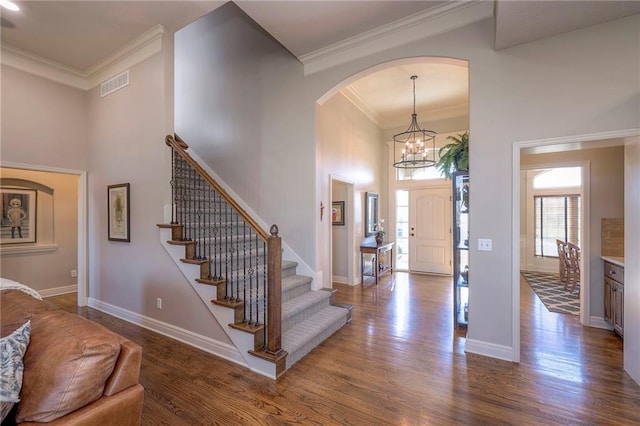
[1, 0, 638, 129]
[341, 58, 469, 129]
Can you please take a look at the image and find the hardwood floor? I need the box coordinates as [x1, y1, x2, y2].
[45, 273, 640, 425]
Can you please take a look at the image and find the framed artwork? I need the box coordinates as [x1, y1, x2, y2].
[364, 192, 378, 237]
[108, 183, 130, 242]
[1, 188, 37, 244]
[332, 201, 345, 226]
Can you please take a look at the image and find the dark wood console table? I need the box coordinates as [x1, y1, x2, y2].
[360, 241, 394, 285]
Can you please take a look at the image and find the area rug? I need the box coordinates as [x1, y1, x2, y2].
[521, 271, 580, 316]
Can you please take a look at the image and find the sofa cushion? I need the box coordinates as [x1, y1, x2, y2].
[0, 290, 51, 338]
[16, 310, 121, 423]
[0, 321, 30, 422]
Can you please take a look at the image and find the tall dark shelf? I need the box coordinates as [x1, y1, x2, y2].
[453, 171, 469, 330]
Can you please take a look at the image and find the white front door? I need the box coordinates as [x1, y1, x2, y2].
[409, 187, 452, 274]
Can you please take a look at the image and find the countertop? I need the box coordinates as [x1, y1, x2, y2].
[601, 256, 624, 267]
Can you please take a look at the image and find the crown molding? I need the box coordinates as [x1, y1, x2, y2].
[300, 0, 494, 75]
[86, 24, 165, 88]
[0, 45, 87, 89]
[0, 25, 166, 90]
[339, 86, 383, 127]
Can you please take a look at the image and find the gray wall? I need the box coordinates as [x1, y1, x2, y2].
[1, 65, 87, 170]
[85, 42, 227, 341]
[624, 136, 640, 381]
[175, 3, 314, 267]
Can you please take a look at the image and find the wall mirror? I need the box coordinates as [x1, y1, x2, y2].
[364, 192, 378, 237]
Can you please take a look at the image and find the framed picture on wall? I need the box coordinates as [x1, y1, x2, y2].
[332, 201, 345, 226]
[1, 188, 37, 244]
[364, 192, 378, 237]
[108, 183, 130, 242]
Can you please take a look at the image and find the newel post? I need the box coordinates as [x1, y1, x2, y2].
[266, 224, 283, 354]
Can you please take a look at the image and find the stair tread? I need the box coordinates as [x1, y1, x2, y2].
[282, 275, 312, 291]
[282, 291, 330, 319]
[282, 305, 349, 353]
[282, 260, 298, 270]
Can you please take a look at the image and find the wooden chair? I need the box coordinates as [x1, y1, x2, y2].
[566, 242, 581, 296]
[556, 239, 569, 288]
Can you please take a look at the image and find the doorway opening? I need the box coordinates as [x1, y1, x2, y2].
[512, 130, 633, 364]
[0, 162, 87, 306]
[330, 176, 355, 286]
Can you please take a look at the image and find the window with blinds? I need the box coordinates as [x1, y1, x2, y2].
[534, 195, 580, 257]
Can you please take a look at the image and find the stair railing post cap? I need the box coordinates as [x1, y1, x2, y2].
[270, 224, 279, 237]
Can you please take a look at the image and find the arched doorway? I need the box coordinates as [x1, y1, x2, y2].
[315, 56, 469, 318]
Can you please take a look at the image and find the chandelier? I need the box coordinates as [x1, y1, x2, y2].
[393, 75, 437, 169]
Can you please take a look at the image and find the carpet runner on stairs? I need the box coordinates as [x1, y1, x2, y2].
[281, 261, 350, 369]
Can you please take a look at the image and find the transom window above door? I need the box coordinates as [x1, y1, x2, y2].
[533, 167, 581, 189]
[396, 165, 443, 181]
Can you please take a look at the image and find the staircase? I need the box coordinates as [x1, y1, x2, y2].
[158, 134, 350, 378]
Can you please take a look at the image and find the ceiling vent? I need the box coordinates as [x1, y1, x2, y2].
[100, 70, 129, 97]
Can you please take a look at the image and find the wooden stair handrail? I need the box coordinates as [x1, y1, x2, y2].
[166, 134, 269, 241]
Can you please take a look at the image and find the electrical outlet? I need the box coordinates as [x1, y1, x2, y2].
[71, 269, 77, 278]
[156, 298, 162, 309]
[478, 238, 493, 252]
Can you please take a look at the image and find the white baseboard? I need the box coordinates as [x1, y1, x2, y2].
[87, 298, 246, 368]
[465, 338, 515, 362]
[40, 284, 78, 298]
[589, 316, 613, 330]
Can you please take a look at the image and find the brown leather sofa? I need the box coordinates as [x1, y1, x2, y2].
[1, 289, 144, 425]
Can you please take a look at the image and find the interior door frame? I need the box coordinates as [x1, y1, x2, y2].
[1, 161, 88, 306]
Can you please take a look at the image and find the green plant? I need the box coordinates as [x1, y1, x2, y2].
[436, 131, 469, 179]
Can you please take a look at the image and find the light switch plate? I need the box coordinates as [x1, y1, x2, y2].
[478, 238, 492, 251]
